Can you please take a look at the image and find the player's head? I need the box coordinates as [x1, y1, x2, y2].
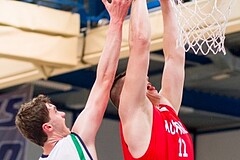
[15, 94, 70, 146]
[110, 72, 160, 108]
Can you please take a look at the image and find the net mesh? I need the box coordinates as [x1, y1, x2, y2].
[170, 0, 234, 55]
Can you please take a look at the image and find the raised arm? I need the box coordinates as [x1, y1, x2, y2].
[71, 0, 131, 157]
[118, 0, 152, 157]
[159, 0, 185, 113]
[120, 0, 151, 119]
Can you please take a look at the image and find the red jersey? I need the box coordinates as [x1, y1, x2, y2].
[120, 104, 194, 160]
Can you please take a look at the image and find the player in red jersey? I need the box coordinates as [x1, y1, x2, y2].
[110, 0, 194, 159]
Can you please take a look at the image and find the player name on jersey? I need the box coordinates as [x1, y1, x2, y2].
[164, 120, 188, 135]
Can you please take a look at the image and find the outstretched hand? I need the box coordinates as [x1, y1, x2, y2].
[102, 0, 132, 24]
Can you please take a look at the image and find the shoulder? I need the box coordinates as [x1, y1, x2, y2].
[157, 104, 178, 115]
[45, 133, 93, 160]
[158, 95, 179, 115]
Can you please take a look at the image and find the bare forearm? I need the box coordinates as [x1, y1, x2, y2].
[120, 0, 151, 111]
[160, 0, 185, 112]
[161, 0, 180, 56]
[129, 0, 151, 48]
[97, 22, 123, 82]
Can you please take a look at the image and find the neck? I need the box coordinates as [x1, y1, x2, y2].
[42, 131, 70, 155]
[147, 93, 160, 106]
[42, 140, 57, 155]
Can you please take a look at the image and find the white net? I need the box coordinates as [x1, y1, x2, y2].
[170, 0, 234, 55]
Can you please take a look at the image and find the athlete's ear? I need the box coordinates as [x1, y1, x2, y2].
[42, 123, 53, 133]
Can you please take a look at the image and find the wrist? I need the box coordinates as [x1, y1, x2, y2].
[109, 20, 123, 30]
[109, 18, 124, 26]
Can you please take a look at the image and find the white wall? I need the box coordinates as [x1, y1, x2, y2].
[196, 129, 240, 160]
[25, 141, 41, 160]
[96, 118, 123, 160]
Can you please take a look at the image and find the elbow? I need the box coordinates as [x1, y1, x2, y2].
[97, 72, 114, 89]
[129, 30, 151, 49]
[164, 47, 185, 62]
[129, 35, 151, 49]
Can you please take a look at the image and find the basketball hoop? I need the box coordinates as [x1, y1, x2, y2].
[170, 0, 234, 55]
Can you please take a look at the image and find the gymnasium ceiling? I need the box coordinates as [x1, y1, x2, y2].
[1, 0, 240, 133]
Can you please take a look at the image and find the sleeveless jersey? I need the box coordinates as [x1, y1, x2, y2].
[120, 104, 194, 160]
[39, 132, 93, 160]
